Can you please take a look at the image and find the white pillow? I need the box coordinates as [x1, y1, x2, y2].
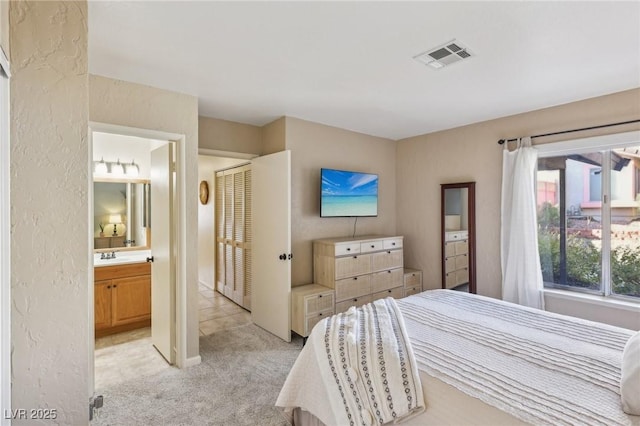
[621, 330, 640, 415]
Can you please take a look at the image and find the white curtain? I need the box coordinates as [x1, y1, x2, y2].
[501, 137, 545, 309]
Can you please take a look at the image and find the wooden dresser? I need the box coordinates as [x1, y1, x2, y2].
[444, 230, 469, 289]
[313, 235, 404, 314]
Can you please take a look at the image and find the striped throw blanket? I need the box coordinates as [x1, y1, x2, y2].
[277, 297, 425, 426]
[397, 290, 638, 426]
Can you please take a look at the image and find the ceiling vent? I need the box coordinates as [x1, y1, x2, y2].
[413, 40, 473, 70]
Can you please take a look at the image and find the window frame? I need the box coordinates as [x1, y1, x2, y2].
[536, 130, 640, 303]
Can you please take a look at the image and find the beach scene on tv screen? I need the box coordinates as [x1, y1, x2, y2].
[321, 169, 378, 216]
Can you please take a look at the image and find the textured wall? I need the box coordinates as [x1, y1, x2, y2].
[396, 88, 640, 324]
[199, 115, 262, 155]
[88, 74, 200, 360]
[10, 1, 89, 423]
[285, 117, 397, 286]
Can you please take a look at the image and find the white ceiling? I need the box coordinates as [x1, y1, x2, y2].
[88, 1, 640, 140]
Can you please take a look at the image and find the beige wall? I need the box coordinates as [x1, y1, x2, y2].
[10, 1, 89, 423]
[89, 74, 201, 360]
[396, 88, 640, 320]
[199, 115, 262, 155]
[285, 117, 397, 286]
[262, 117, 286, 155]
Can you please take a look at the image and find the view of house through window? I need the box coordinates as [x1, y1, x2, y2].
[536, 146, 640, 299]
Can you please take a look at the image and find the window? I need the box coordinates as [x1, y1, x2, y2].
[536, 132, 640, 300]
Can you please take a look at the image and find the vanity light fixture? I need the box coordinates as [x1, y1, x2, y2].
[109, 214, 122, 236]
[94, 157, 108, 175]
[125, 160, 139, 177]
[111, 159, 125, 176]
[92, 158, 140, 177]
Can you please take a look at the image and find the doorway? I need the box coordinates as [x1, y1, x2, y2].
[89, 123, 187, 398]
[197, 152, 254, 335]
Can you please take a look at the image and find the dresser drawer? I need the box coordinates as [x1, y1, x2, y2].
[305, 308, 334, 335]
[445, 257, 456, 273]
[456, 268, 469, 286]
[403, 270, 422, 287]
[371, 249, 403, 272]
[455, 254, 469, 269]
[335, 295, 373, 313]
[383, 238, 403, 250]
[335, 275, 371, 301]
[372, 286, 403, 301]
[335, 242, 361, 256]
[444, 241, 455, 257]
[361, 240, 383, 253]
[335, 254, 371, 279]
[445, 271, 457, 289]
[455, 241, 468, 255]
[403, 286, 422, 298]
[304, 291, 334, 315]
[371, 268, 403, 293]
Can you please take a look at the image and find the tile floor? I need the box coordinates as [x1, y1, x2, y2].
[94, 283, 250, 389]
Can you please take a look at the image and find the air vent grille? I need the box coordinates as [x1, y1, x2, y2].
[413, 39, 473, 70]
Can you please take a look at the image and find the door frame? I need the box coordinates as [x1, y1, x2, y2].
[88, 122, 188, 395]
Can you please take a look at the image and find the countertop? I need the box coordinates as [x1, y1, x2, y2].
[94, 249, 152, 267]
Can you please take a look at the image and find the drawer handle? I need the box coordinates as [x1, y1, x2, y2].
[387, 290, 392, 293]
[353, 277, 358, 281]
[353, 298, 358, 302]
[353, 256, 358, 259]
[318, 294, 322, 298]
[318, 313, 323, 317]
[346, 248, 351, 251]
[387, 270, 391, 273]
[371, 245, 375, 248]
[387, 250, 391, 254]
[412, 273, 416, 276]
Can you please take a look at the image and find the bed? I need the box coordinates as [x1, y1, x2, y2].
[277, 289, 639, 426]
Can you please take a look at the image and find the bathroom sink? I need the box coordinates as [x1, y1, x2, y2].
[94, 251, 151, 267]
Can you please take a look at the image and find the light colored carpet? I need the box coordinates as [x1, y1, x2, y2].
[92, 323, 303, 426]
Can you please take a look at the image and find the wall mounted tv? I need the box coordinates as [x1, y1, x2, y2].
[320, 168, 379, 217]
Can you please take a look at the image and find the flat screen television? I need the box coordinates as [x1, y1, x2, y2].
[320, 168, 378, 217]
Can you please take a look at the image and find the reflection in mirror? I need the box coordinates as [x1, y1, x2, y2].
[441, 182, 476, 294]
[94, 180, 150, 250]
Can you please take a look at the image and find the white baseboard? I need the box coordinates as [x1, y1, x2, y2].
[183, 355, 202, 368]
[198, 280, 214, 290]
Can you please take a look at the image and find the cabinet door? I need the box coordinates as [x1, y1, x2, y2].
[94, 280, 112, 330]
[111, 275, 151, 326]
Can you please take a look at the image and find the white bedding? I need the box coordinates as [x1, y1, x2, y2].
[277, 298, 424, 425]
[279, 290, 639, 426]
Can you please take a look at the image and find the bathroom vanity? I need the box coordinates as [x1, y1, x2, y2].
[94, 253, 151, 337]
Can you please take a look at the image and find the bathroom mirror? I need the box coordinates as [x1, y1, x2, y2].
[441, 182, 476, 293]
[94, 179, 150, 251]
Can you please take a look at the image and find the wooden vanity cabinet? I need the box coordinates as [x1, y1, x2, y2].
[94, 262, 151, 337]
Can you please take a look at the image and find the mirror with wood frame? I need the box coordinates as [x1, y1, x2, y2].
[93, 179, 151, 251]
[441, 182, 476, 293]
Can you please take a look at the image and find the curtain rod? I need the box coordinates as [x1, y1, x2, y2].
[497, 119, 640, 145]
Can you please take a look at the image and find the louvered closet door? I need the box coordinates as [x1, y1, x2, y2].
[243, 169, 252, 310]
[214, 165, 252, 310]
[223, 173, 234, 299]
[232, 171, 245, 305]
[215, 171, 225, 294]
